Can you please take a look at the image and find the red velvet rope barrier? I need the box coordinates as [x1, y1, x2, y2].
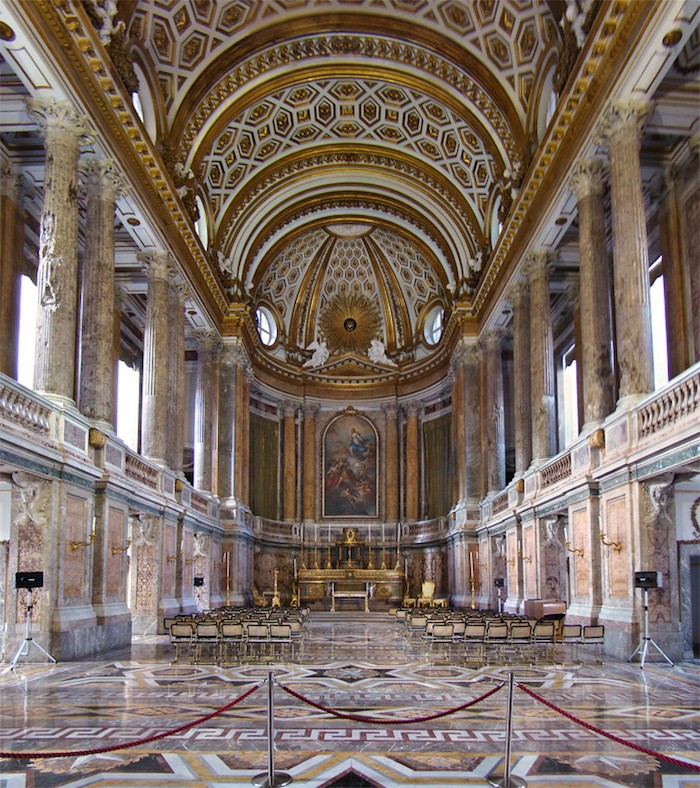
[278, 680, 503, 724]
[0, 682, 263, 761]
[518, 683, 700, 774]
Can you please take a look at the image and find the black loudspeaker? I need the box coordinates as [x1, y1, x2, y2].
[16, 571, 44, 590]
[634, 571, 661, 589]
[193, 576, 204, 587]
[494, 577, 505, 588]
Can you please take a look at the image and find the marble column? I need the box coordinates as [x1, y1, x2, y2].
[404, 401, 420, 521]
[27, 98, 93, 402]
[451, 345, 467, 501]
[462, 338, 482, 500]
[302, 402, 318, 523]
[0, 157, 24, 379]
[78, 156, 124, 427]
[570, 157, 615, 428]
[509, 281, 532, 475]
[193, 328, 218, 492]
[282, 402, 297, 522]
[237, 363, 251, 505]
[167, 281, 187, 475]
[659, 165, 691, 377]
[383, 402, 399, 523]
[596, 100, 654, 402]
[218, 341, 244, 499]
[528, 250, 556, 463]
[482, 328, 506, 493]
[139, 251, 171, 463]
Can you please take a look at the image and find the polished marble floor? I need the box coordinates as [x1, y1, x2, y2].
[0, 612, 699, 787]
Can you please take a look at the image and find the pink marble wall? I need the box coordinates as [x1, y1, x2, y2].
[106, 506, 124, 597]
[572, 508, 589, 598]
[606, 495, 628, 598]
[523, 525, 536, 597]
[62, 495, 87, 601]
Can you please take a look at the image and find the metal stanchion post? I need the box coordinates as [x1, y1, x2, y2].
[252, 672, 292, 788]
[488, 672, 527, 788]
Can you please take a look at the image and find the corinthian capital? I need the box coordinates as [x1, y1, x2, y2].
[594, 99, 654, 148]
[570, 157, 608, 200]
[26, 97, 94, 145]
[80, 155, 127, 202]
[138, 250, 171, 282]
[524, 249, 556, 280]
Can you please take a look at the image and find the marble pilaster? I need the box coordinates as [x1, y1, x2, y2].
[27, 98, 93, 402]
[596, 100, 654, 402]
[236, 363, 251, 504]
[193, 328, 218, 492]
[460, 338, 482, 500]
[139, 251, 171, 463]
[571, 157, 615, 428]
[383, 401, 399, 523]
[404, 401, 420, 521]
[282, 402, 298, 521]
[302, 402, 319, 523]
[528, 250, 556, 463]
[509, 280, 532, 475]
[481, 328, 506, 493]
[129, 513, 163, 634]
[167, 281, 188, 475]
[78, 156, 125, 427]
[451, 347, 467, 500]
[0, 157, 24, 379]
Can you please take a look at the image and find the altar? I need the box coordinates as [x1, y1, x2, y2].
[297, 526, 405, 610]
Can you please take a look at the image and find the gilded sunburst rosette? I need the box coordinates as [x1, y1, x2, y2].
[319, 292, 380, 354]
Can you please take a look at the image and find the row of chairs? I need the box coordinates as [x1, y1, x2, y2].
[391, 608, 604, 665]
[165, 607, 307, 665]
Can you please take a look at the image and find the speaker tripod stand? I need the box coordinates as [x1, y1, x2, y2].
[10, 589, 56, 671]
[628, 587, 673, 669]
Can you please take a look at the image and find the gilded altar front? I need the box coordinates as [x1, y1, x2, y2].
[298, 567, 404, 609]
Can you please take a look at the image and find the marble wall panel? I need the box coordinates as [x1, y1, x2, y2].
[523, 525, 536, 597]
[106, 506, 124, 597]
[606, 495, 628, 598]
[62, 495, 88, 601]
[162, 523, 177, 597]
[572, 508, 589, 598]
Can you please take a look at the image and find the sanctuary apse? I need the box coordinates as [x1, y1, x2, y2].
[0, 0, 699, 669]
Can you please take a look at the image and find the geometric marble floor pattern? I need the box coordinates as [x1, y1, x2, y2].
[1, 613, 699, 788]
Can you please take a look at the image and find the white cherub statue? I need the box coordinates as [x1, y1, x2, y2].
[368, 338, 396, 365]
[302, 340, 329, 368]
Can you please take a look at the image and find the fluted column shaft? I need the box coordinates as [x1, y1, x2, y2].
[482, 329, 506, 493]
[462, 339, 482, 499]
[28, 98, 92, 400]
[510, 283, 532, 474]
[451, 349, 466, 500]
[302, 403, 318, 522]
[218, 343, 245, 498]
[234, 361, 249, 502]
[383, 403, 399, 522]
[571, 158, 615, 427]
[659, 166, 691, 377]
[529, 250, 556, 462]
[79, 157, 123, 426]
[405, 403, 419, 520]
[167, 282, 187, 474]
[194, 329, 217, 492]
[140, 252, 171, 462]
[597, 100, 654, 400]
[282, 403, 297, 521]
[0, 158, 23, 378]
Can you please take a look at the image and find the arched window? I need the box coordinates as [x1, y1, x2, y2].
[255, 306, 278, 346]
[423, 305, 444, 346]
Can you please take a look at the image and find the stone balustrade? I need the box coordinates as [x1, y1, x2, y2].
[540, 451, 572, 488]
[254, 517, 300, 540]
[637, 365, 700, 440]
[0, 374, 52, 436]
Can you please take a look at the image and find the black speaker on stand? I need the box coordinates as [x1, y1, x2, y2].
[494, 578, 504, 614]
[628, 571, 673, 669]
[11, 572, 57, 670]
